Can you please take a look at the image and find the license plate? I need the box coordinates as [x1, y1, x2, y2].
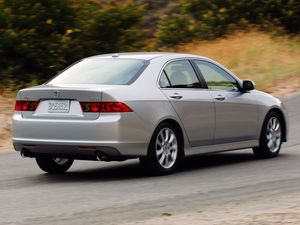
[48, 100, 70, 113]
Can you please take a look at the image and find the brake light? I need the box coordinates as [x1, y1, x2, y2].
[80, 102, 132, 113]
[80, 102, 101, 112]
[101, 102, 132, 112]
[15, 100, 39, 111]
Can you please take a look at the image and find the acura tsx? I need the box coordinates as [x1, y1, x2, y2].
[12, 52, 288, 175]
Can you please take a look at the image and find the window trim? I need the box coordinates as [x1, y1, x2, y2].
[189, 59, 208, 89]
[160, 70, 172, 88]
[157, 58, 206, 89]
[191, 59, 242, 92]
[126, 59, 150, 85]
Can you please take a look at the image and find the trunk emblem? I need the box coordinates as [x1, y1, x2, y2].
[53, 90, 60, 98]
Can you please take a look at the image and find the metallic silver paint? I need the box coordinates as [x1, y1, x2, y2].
[12, 52, 288, 159]
[211, 90, 259, 144]
[161, 88, 215, 146]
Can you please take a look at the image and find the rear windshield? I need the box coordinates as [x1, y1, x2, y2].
[47, 58, 148, 85]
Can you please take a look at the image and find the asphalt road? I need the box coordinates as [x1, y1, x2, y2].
[1, 93, 300, 225]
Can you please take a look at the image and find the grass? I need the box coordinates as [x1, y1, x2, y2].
[177, 30, 300, 97]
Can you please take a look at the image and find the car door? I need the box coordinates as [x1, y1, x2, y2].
[159, 60, 215, 147]
[193, 60, 259, 144]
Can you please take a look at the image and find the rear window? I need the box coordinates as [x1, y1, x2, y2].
[47, 58, 148, 85]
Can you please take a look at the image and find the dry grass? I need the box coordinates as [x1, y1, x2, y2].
[177, 30, 300, 98]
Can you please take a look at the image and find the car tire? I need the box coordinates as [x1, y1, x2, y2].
[253, 111, 283, 158]
[140, 122, 182, 175]
[35, 156, 74, 174]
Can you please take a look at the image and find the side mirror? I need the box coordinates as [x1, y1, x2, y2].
[242, 80, 255, 92]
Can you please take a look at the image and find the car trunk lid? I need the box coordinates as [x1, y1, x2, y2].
[19, 84, 104, 120]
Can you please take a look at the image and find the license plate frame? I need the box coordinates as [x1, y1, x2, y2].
[47, 100, 70, 113]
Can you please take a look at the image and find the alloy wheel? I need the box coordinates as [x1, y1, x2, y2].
[155, 128, 178, 169]
[266, 117, 281, 153]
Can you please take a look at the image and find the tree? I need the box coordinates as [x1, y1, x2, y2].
[0, 0, 76, 85]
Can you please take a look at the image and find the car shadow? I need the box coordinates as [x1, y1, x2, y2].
[33, 151, 289, 183]
[178, 151, 255, 172]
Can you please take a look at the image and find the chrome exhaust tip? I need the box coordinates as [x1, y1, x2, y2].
[20, 150, 27, 158]
[20, 149, 34, 158]
[96, 152, 103, 161]
[96, 152, 107, 161]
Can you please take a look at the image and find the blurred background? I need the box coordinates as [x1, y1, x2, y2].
[0, 0, 300, 151]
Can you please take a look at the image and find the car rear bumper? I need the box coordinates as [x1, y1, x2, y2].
[13, 142, 143, 161]
[12, 112, 150, 158]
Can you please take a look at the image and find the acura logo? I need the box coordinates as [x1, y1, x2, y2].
[53, 90, 60, 98]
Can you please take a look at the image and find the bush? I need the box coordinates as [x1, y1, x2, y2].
[0, 0, 76, 85]
[0, 0, 146, 88]
[155, 0, 300, 47]
[155, 14, 196, 46]
[87, 1, 146, 52]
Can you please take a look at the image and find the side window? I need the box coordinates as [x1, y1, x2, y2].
[194, 60, 239, 91]
[160, 60, 201, 88]
[159, 71, 171, 88]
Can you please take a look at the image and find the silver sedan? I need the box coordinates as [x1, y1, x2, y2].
[12, 53, 288, 175]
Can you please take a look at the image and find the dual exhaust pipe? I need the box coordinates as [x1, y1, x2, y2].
[21, 149, 108, 161]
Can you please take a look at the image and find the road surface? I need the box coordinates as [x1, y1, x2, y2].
[1, 93, 300, 225]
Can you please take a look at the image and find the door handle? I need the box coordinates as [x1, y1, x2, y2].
[169, 93, 183, 99]
[214, 95, 226, 101]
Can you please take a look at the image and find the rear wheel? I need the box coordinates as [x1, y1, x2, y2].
[253, 111, 282, 158]
[35, 156, 74, 174]
[140, 122, 182, 175]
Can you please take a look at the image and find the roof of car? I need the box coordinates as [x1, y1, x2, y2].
[85, 52, 204, 61]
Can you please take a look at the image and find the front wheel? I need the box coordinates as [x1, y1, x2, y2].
[253, 112, 283, 158]
[140, 122, 182, 175]
[35, 156, 74, 174]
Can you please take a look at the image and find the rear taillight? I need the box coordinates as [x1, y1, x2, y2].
[80, 102, 132, 113]
[15, 100, 39, 111]
[101, 102, 132, 112]
[80, 102, 101, 112]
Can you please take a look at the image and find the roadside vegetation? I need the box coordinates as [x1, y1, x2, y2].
[0, 0, 300, 91]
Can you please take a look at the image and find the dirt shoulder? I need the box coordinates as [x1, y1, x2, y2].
[122, 188, 300, 225]
[0, 94, 14, 153]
